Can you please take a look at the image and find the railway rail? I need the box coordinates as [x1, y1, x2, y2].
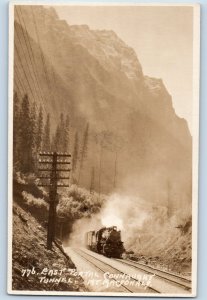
[65, 247, 191, 294]
[115, 258, 191, 291]
[75, 248, 160, 293]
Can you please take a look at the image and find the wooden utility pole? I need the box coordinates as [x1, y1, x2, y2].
[38, 151, 71, 250]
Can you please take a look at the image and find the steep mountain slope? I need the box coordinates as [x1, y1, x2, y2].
[12, 201, 85, 291]
[13, 5, 192, 213]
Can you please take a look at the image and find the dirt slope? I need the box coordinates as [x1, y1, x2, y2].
[12, 201, 85, 291]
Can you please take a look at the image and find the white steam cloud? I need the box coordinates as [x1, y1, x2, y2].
[65, 191, 192, 262]
[66, 193, 149, 248]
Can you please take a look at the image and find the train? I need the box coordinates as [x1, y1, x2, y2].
[85, 226, 125, 258]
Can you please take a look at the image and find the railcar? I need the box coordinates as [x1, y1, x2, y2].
[86, 226, 125, 258]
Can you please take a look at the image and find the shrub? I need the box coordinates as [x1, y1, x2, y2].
[57, 185, 105, 221]
[22, 191, 48, 210]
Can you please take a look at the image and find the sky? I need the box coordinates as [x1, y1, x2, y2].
[55, 5, 194, 133]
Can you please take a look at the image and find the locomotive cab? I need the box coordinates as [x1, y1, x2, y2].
[86, 226, 125, 258]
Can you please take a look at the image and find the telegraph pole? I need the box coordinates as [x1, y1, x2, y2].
[38, 152, 71, 250]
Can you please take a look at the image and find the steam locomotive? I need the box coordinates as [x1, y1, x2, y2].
[86, 226, 125, 258]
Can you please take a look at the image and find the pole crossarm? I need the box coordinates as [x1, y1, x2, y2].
[55, 168, 71, 172]
[39, 152, 71, 157]
[37, 151, 71, 250]
[38, 184, 70, 187]
[38, 176, 70, 179]
[38, 160, 71, 164]
[38, 168, 71, 172]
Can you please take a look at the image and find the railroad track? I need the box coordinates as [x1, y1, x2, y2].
[115, 258, 192, 291]
[75, 248, 160, 294]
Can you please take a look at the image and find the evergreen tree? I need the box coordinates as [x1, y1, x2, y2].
[36, 105, 43, 152]
[52, 124, 60, 152]
[52, 113, 70, 153]
[52, 113, 66, 153]
[42, 113, 51, 151]
[30, 101, 38, 171]
[72, 131, 79, 179]
[78, 123, 89, 185]
[59, 113, 65, 152]
[90, 167, 95, 194]
[95, 130, 111, 197]
[63, 114, 70, 153]
[13, 91, 20, 166]
[31, 101, 37, 138]
[81, 123, 89, 159]
[19, 94, 34, 173]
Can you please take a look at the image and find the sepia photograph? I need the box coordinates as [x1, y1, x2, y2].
[8, 2, 200, 296]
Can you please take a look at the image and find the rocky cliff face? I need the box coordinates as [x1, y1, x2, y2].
[13, 5, 192, 213]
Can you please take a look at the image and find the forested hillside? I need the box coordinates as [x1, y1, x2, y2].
[13, 6, 192, 213]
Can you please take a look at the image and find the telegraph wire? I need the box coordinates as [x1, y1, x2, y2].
[31, 6, 55, 102]
[15, 12, 47, 115]
[30, 6, 58, 128]
[15, 64, 43, 128]
[14, 41, 36, 102]
[14, 80, 23, 99]
[14, 22, 40, 99]
[17, 7, 46, 107]
[14, 64, 25, 92]
[14, 65, 25, 97]
[14, 6, 58, 130]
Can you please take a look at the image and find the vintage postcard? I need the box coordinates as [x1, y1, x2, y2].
[8, 2, 200, 297]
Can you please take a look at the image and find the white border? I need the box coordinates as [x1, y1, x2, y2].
[7, 1, 203, 6]
[191, 2, 200, 297]
[7, 2, 200, 297]
[7, 1, 14, 296]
